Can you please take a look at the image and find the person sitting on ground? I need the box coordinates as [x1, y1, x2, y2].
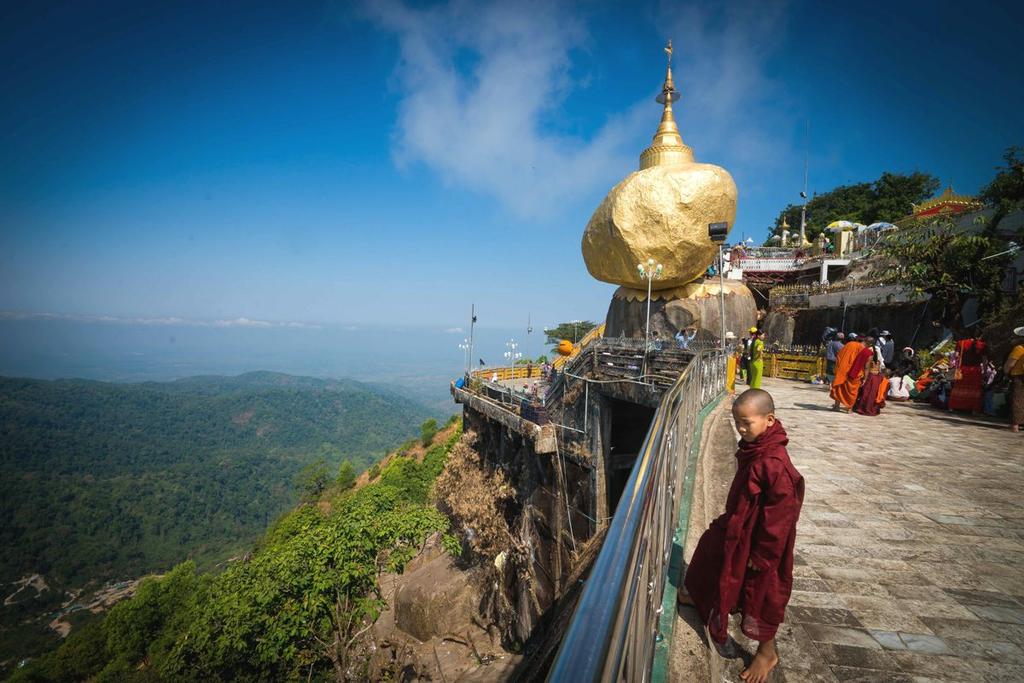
[888, 369, 914, 402]
[682, 389, 804, 683]
[854, 360, 888, 416]
[830, 335, 873, 411]
[1004, 326, 1024, 432]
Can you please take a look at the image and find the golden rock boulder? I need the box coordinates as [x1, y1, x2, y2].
[581, 49, 737, 290]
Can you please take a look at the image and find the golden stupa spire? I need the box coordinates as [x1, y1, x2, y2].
[640, 39, 694, 169]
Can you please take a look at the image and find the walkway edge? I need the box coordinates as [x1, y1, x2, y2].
[651, 391, 725, 681]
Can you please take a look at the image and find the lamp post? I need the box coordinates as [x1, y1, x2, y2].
[504, 338, 521, 385]
[709, 222, 730, 349]
[569, 319, 582, 344]
[637, 258, 664, 349]
[459, 338, 471, 375]
[526, 313, 533, 365]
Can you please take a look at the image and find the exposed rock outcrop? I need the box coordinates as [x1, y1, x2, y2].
[604, 279, 757, 340]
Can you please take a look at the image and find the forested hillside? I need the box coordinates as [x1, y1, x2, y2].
[0, 371, 434, 588]
[9, 419, 464, 682]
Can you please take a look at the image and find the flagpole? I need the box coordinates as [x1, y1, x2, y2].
[468, 304, 476, 377]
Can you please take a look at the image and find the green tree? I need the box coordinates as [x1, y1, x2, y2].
[544, 321, 597, 345]
[367, 463, 381, 481]
[879, 219, 1017, 332]
[337, 461, 356, 491]
[868, 171, 941, 224]
[420, 419, 438, 447]
[295, 459, 330, 501]
[979, 145, 1024, 230]
[771, 171, 939, 242]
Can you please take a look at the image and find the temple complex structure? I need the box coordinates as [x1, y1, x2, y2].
[898, 185, 984, 226]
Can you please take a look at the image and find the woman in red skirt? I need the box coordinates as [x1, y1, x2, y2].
[948, 335, 987, 413]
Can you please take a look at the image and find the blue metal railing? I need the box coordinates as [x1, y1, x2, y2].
[548, 349, 726, 682]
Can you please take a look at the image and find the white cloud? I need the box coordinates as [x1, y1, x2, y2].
[0, 311, 322, 329]
[443, 327, 465, 334]
[365, 0, 650, 219]
[366, 1, 795, 220]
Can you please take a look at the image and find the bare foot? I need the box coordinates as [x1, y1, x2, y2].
[677, 590, 695, 607]
[740, 645, 779, 683]
[1011, 425, 1020, 433]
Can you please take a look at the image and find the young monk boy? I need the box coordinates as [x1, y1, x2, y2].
[682, 389, 804, 683]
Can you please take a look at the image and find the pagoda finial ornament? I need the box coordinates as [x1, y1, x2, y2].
[640, 39, 693, 169]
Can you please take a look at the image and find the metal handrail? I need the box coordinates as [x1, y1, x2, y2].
[549, 349, 726, 682]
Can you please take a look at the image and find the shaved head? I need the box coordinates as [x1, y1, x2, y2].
[734, 388, 775, 416]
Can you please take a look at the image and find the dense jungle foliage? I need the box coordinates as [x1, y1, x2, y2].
[9, 422, 462, 682]
[0, 371, 434, 590]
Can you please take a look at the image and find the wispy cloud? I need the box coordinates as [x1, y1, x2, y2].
[0, 311, 322, 329]
[658, 2, 795, 184]
[443, 327, 465, 334]
[366, 0, 794, 219]
[364, 0, 649, 219]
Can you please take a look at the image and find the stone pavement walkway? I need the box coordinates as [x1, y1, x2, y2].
[751, 378, 1024, 682]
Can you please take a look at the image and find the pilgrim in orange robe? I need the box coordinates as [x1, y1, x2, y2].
[684, 420, 804, 645]
[829, 340, 867, 408]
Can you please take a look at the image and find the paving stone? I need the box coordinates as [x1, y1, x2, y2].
[942, 637, 1024, 664]
[788, 606, 862, 627]
[802, 624, 882, 649]
[998, 623, 1024, 644]
[839, 597, 934, 633]
[917, 618, 996, 641]
[773, 623, 837, 677]
[869, 630, 908, 650]
[828, 665, 915, 682]
[828, 580, 894, 598]
[882, 584, 957, 603]
[898, 633, 953, 655]
[888, 652, 991, 680]
[789, 591, 850, 609]
[813, 643, 902, 670]
[966, 604, 1024, 624]
[793, 577, 832, 593]
[781, 669, 840, 682]
[900, 599, 979, 620]
[943, 588, 1021, 608]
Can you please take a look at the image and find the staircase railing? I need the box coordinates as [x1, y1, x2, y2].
[548, 349, 726, 682]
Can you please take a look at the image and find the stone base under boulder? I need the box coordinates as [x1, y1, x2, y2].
[604, 278, 757, 341]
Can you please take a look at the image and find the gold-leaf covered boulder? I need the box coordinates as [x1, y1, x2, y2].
[581, 50, 737, 290]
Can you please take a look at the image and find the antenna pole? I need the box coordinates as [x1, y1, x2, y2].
[468, 304, 476, 377]
[799, 120, 810, 246]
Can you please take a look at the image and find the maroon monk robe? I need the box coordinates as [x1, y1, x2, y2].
[848, 346, 874, 383]
[684, 420, 804, 645]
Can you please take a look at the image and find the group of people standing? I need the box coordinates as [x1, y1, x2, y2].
[826, 326, 1024, 431]
[827, 331, 896, 416]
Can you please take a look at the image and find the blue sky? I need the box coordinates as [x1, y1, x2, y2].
[2, 0, 1022, 330]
